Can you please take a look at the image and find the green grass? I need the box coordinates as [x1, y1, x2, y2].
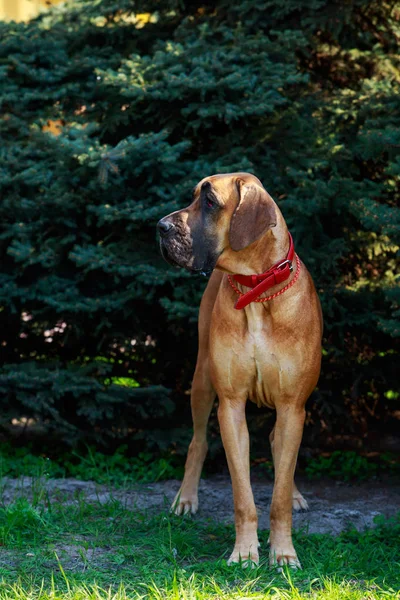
[0, 484, 399, 599]
[1, 445, 399, 488]
[0, 444, 183, 485]
[304, 451, 400, 481]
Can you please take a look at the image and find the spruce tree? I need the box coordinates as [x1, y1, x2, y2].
[0, 0, 398, 452]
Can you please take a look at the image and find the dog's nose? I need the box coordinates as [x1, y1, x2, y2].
[157, 219, 174, 237]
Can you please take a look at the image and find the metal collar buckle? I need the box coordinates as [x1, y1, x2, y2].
[276, 259, 293, 273]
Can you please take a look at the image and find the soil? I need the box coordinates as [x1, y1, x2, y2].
[2, 474, 399, 535]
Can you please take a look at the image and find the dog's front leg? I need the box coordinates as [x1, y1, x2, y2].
[218, 398, 259, 567]
[269, 405, 305, 569]
[171, 358, 215, 515]
[270, 424, 308, 511]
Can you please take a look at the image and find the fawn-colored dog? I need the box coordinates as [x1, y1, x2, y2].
[158, 172, 322, 567]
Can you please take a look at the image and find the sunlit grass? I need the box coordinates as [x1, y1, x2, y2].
[0, 483, 399, 599]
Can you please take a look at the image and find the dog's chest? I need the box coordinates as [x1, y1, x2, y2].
[210, 291, 301, 407]
[246, 327, 287, 408]
[211, 318, 294, 409]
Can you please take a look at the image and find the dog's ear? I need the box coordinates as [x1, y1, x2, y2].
[229, 179, 277, 252]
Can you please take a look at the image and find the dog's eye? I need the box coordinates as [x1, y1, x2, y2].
[205, 196, 216, 209]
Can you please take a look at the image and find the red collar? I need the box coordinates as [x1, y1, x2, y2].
[229, 232, 297, 310]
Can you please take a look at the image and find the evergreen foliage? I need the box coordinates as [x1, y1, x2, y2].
[0, 0, 399, 453]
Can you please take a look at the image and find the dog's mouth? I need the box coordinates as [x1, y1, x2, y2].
[159, 241, 181, 268]
[159, 240, 213, 276]
[159, 239, 194, 272]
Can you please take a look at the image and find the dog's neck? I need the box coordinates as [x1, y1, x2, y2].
[217, 207, 290, 276]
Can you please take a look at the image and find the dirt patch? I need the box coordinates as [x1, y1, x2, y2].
[1, 475, 399, 536]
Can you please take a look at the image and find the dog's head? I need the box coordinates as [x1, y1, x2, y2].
[157, 172, 277, 274]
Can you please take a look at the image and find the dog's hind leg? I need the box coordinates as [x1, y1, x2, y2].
[171, 272, 222, 516]
[269, 424, 308, 512]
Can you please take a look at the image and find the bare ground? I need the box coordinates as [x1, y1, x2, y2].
[2, 474, 399, 535]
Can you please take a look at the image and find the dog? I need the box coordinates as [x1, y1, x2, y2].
[158, 172, 322, 568]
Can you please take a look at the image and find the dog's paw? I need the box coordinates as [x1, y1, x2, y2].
[269, 546, 301, 571]
[170, 490, 198, 515]
[292, 491, 309, 512]
[227, 542, 259, 568]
